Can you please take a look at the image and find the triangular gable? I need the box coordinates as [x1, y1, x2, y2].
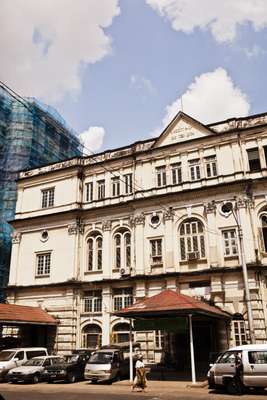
[153, 111, 214, 148]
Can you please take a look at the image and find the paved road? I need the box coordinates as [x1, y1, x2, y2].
[0, 382, 266, 400]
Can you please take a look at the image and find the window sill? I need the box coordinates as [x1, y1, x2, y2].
[81, 312, 102, 316]
[35, 274, 50, 278]
[224, 256, 239, 260]
[150, 263, 163, 268]
[180, 259, 207, 265]
[84, 270, 103, 275]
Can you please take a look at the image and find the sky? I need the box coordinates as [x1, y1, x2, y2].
[2, 0, 267, 154]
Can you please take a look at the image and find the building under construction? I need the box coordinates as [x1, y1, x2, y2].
[0, 83, 82, 295]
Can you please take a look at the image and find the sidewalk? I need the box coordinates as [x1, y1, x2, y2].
[114, 379, 209, 390]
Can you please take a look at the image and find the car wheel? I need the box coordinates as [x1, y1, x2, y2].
[66, 373, 76, 384]
[47, 378, 54, 384]
[33, 374, 40, 384]
[225, 378, 243, 395]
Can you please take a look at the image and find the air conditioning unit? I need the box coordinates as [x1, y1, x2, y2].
[119, 267, 131, 276]
[187, 251, 199, 261]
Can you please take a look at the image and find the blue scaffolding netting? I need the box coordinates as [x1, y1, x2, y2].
[0, 84, 82, 295]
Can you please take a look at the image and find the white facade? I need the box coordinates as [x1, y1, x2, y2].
[7, 112, 267, 363]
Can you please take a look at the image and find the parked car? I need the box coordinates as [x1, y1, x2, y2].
[208, 344, 267, 394]
[43, 353, 90, 383]
[7, 356, 63, 384]
[84, 348, 132, 383]
[0, 347, 48, 382]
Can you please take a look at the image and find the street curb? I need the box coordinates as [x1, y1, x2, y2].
[186, 380, 208, 389]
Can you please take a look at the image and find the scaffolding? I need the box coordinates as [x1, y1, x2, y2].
[0, 84, 82, 295]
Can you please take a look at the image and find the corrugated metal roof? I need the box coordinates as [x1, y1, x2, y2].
[0, 303, 58, 325]
[114, 289, 231, 319]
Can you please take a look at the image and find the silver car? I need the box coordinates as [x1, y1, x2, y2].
[7, 356, 63, 384]
[208, 344, 267, 394]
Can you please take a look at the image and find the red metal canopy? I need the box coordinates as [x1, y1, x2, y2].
[0, 303, 58, 325]
[114, 289, 231, 319]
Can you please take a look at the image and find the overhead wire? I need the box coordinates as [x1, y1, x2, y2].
[0, 80, 254, 242]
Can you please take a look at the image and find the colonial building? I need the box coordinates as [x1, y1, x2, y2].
[6, 111, 267, 371]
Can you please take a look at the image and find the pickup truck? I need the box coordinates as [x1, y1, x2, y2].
[43, 352, 91, 383]
[84, 347, 134, 383]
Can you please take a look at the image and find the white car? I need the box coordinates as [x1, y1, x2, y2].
[7, 356, 63, 384]
[208, 344, 267, 394]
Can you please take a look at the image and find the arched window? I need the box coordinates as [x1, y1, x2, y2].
[260, 213, 267, 252]
[82, 324, 102, 349]
[114, 228, 131, 269]
[112, 323, 130, 344]
[87, 232, 103, 271]
[232, 314, 247, 346]
[179, 218, 205, 261]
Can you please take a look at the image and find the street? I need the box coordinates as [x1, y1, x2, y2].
[0, 382, 267, 400]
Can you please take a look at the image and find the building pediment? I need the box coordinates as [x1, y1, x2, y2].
[153, 112, 214, 148]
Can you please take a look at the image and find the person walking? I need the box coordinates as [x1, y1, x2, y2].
[132, 354, 147, 392]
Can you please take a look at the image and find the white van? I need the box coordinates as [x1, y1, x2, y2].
[0, 347, 48, 381]
[208, 344, 267, 394]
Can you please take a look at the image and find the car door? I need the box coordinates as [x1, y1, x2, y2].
[243, 350, 267, 387]
[14, 351, 25, 367]
[213, 351, 237, 385]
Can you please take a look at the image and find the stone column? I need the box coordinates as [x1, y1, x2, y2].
[134, 213, 145, 275]
[102, 220, 112, 279]
[9, 231, 22, 285]
[163, 208, 175, 272]
[205, 201, 219, 268]
[102, 285, 112, 345]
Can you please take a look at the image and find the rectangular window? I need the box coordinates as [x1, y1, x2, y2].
[155, 330, 164, 349]
[113, 288, 133, 311]
[124, 173, 133, 194]
[41, 188, 54, 208]
[83, 290, 102, 313]
[205, 155, 217, 178]
[97, 180, 105, 200]
[112, 177, 120, 197]
[36, 253, 51, 276]
[189, 159, 201, 181]
[150, 239, 162, 264]
[85, 182, 93, 202]
[223, 230, 238, 257]
[247, 148, 261, 172]
[248, 351, 267, 364]
[156, 166, 167, 187]
[171, 163, 182, 185]
[233, 320, 247, 346]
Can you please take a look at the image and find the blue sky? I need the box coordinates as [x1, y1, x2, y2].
[2, 0, 267, 153]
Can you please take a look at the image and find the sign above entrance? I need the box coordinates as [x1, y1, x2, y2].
[134, 317, 187, 333]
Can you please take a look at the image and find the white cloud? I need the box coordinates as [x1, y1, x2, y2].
[79, 126, 106, 155]
[130, 74, 157, 95]
[0, 0, 120, 102]
[243, 44, 266, 58]
[146, 0, 267, 43]
[154, 68, 250, 134]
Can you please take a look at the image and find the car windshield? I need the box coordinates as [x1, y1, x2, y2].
[65, 355, 79, 363]
[88, 352, 113, 364]
[24, 358, 44, 366]
[0, 351, 16, 361]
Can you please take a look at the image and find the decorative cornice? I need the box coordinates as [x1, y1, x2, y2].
[68, 222, 84, 235]
[102, 220, 112, 231]
[206, 201, 217, 214]
[135, 213, 145, 225]
[11, 231, 21, 244]
[163, 208, 174, 222]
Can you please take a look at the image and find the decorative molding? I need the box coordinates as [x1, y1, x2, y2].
[163, 208, 174, 222]
[102, 220, 112, 231]
[135, 213, 145, 226]
[206, 201, 217, 214]
[68, 222, 84, 235]
[129, 215, 136, 228]
[11, 231, 21, 244]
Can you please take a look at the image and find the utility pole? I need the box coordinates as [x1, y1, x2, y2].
[221, 201, 255, 344]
